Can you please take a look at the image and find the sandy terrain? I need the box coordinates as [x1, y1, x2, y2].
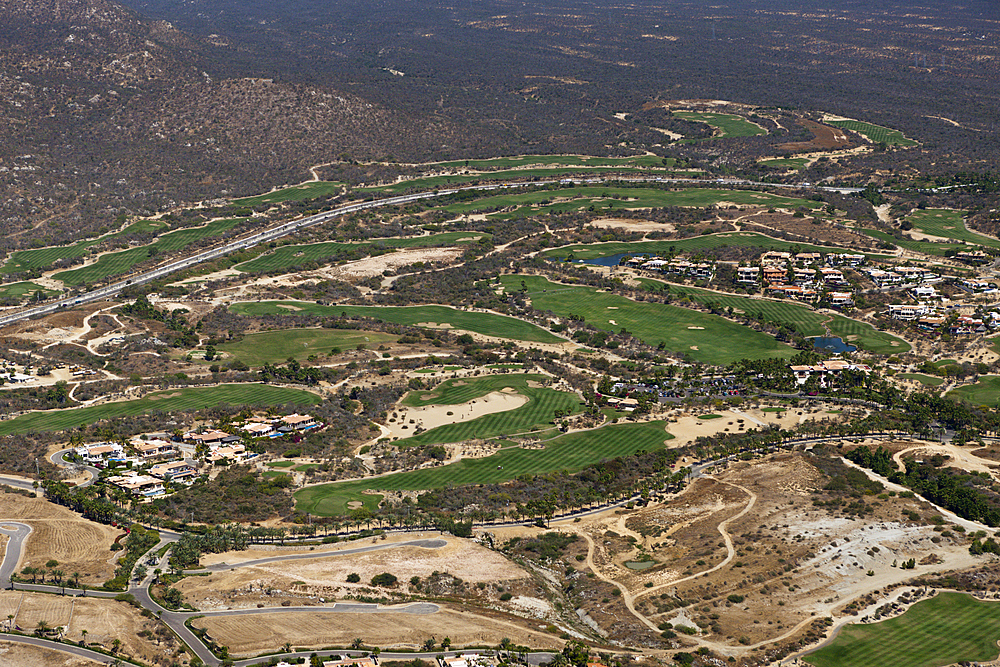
[184, 536, 531, 611]
[586, 218, 676, 233]
[0, 642, 100, 667]
[324, 247, 464, 281]
[194, 606, 563, 656]
[0, 492, 123, 584]
[663, 406, 837, 447]
[387, 390, 529, 440]
[0, 591, 181, 664]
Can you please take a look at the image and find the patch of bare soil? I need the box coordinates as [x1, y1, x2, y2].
[194, 606, 563, 656]
[181, 537, 530, 610]
[778, 119, 853, 152]
[387, 391, 528, 440]
[0, 642, 101, 667]
[0, 592, 180, 666]
[0, 493, 123, 584]
[587, 218, 676, 234]
[322, 247, 463, 281]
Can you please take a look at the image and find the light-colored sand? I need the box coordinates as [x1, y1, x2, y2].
[327, 247, 463, 280]
[587, 218, 677, 233]
[666, 407, 833, 447]
[388, 391, 529, 440]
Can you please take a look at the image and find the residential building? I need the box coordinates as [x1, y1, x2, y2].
[736, 266, 760, 284]
[148, 460, 198, 482]
[789, 360, 872, 386]
[131, 438, 176, 460]
[819, 268, 847, 285]
[74, 442, 124, 464]
[280, 413, 319, 431]
[827, 253, 866, 267]
[106, 472, 164, 497]
[888, 304, 927, 320]
[829, 292, 853, 305]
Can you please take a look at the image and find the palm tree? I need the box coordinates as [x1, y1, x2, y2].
[80, 629, 88, 646]
[34, 619, 51, 637]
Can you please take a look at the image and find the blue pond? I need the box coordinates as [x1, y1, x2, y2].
[569, 253, 639, 267]
[812, 337, 857, 353]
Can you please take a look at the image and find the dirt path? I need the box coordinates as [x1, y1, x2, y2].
[891, 443, 999, 480]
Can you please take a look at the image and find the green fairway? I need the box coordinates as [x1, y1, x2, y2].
[0, 281, 60, 301]
[294, 420, 674, 515]
[905, 209, 1000, 249]
[804, 592, 1000, 667]
[1, 219, 169, 275]
[673, 111, 767, 139]
[431, 155, 672, 170]
[825, 119, 918, 147]
[542, 232, 878, 262]
[949, 375, 1000, 406]
[234, 231, 488, 273]
[54, 218, 244, 286]
[898, 373, 945, 387]
[394, 374, 580, 448]
[503, 275, 795, 364]
[825, 315, 910, 354]
[759, 157, 809, 170]
[233, 181, 345, 206]
[436, 186, 820, 220]
[0, 384, 321, 436]
[230, 302, 563, 344]
[216, 328, 397, 366]
[862, 227, 981, 257]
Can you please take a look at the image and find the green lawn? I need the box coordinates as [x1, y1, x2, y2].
[230, 302, 562, 344]
[826, 314, 911, 354]
[949, 375, 1000, 406]
[542, 232, 877, 262]
[1, 219, 169, 275]
[234, 231, 488, 273]
[294, 420, 674, 515]
[54, 218, 244, 286]
[412, 366, 462, 374]
[862, 228, 980, 257]
[503, 275, 796, 365]
[266, 461, 297, 468]
[898, 373, 945, 387]
[394, 378, 581, 448]
[759, 157, 810, 170]
[0, 384, 321, 436]
[0, 282, 60, 301]
[436, 187, 820, 220]
[825, 119, 918, 147]
[233, 181, 345, 206]
[804, 592, 1000, 667]
[673, 111, 767, 139]
[215, 328, 398, 366]
[906, 209, 1000, 249]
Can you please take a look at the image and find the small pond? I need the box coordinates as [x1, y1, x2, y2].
[812, 336, 857, 353]
[625, 560, 657, 571]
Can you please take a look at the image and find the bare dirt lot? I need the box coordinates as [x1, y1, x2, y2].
[194, 606, 564, 656]
[778, 119, 852, 151]
[0, 592, 181, 666]
[0, 492, 123, 584]
[0, 642, 101, 667]
[181, 536, 532, 611]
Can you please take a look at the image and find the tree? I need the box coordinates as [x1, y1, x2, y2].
[370, 572, 398, 587]
[35, 620, 51, 637]
[346, 572, 361, 583]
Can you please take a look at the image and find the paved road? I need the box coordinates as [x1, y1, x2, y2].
[49, 449, 100, 488]
[0, 176, 864, 330]
[0, 521, 31, 585]
[196, 537, 447, 572]
[0, 476, 35, 492]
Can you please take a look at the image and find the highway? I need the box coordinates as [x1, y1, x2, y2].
[0, 176, 863, 330]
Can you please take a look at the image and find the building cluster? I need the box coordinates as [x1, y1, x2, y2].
[864, 265, 939, 289]
[733, 251, 858, 303]
[72, 412, 321, 499]
[623, 256, 714, 280]
[789, 359, 873, 387]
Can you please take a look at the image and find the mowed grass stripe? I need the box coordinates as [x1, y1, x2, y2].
[804, 592, 1000, 667]
[216, 328, 398, 366]
[294, 420, 673, 516]
[229, 302, 562, 343]
[233, 181, 345, 206]
[503, 275, 795, 364]
[432, 155, 672, 170]
[949, 375, 1000, 407]
[542, 232, 886, 261]
[2, 219, 169, 274]
[0, 384, 320, 436]
[437, 187, 820, 219]
[234, 231, 488, 273]
[673, 111, 767, 138]
[826, 119, 918, 147]
[906, 208, 1000, 249]
[54, 218, 244, 286]
[394, 382, 582, 448]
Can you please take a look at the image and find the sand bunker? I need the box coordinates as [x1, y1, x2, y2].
[388, 391, 529, 440]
